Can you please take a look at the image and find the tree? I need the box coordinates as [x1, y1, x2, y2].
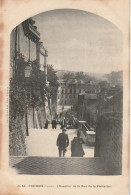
[63, 72, 75, 80]
[47, 65, 59, 87]
[105, 71, 123, 86]
[75, 72, 85, 80]
[30, 60, 46, 108]
[10, 60, 47, 120]
[62, 71, 90, 83]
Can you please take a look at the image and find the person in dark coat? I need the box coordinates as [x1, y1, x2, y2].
[75, 119, 79, 129]
[52, 119, 57, 129]
[56, 128, 69, 157]
[44, 119, 49, 129]
[60, 117, 66, 129]
[71, 130, 85, 157]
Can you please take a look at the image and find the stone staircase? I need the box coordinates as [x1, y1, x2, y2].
[9, 156, 121, 175]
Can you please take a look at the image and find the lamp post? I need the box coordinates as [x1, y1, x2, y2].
[24, 61, 32, 136]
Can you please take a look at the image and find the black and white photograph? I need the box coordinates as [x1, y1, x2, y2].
[9, 9, 123, 175]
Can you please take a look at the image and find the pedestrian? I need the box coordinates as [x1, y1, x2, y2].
[60, 117, 66, 129]
[75, 119, 79, 129]
[71, 130, 85, 157]
[44, 119, 49, 129]
[56, 128, 69, 157]
[52, 119, 57, 129]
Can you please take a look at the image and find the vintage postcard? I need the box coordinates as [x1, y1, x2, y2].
[0, 0, 129, 194]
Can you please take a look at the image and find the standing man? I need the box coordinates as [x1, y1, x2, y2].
[56, 129, 69, 157]
[52, 119, 57, 129]
[44, 119, 49, 129]
[61, 117, 66, 129]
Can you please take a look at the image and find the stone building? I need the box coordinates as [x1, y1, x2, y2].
[85, 81, 100, 94]
[57, 79, 86, 106]
[10, 18, 48, 79]
[10, 18, 48, 155]
[10, 18, 49, 128]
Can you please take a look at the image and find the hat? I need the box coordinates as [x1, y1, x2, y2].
[62, 128, 66, 132]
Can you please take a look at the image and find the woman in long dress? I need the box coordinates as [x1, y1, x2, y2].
[71, 130, 85, 157]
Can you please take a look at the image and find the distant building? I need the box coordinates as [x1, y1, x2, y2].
[98, 81, 110, 90]
[57, 79, 87, 106]
[85, 81, 100, 94]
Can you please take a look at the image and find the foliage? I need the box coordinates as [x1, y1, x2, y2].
[47, 65, 59, 88]
[30, 60, 46, 108]
[75, 72, 86, 80]
[62, 71, 89, 83]
[63, 72, 75, 80]
[10, 60, 47, 120]
[62, 71, 103, 84]
[9, 115, 26, 155]
[10, 61, 59, 122]
[105, 71, 123, 86]
[10, 76, 27, 119]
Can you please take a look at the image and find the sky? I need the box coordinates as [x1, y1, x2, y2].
[32, 9, 123, 74]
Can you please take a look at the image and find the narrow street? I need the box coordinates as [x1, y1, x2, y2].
[26, 125, 94, 158]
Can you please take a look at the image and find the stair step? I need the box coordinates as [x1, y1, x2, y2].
[9, 156, 120, 175]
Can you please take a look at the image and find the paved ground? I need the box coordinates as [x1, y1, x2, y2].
[26, 125, 94, 157]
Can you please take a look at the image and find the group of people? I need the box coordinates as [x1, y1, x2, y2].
[44, 118, 84, 157]
[56, 128, 85, 157]
[60, 117, 78, 129]
[44, 117, 78, 130]
[44, 119, 57, 129]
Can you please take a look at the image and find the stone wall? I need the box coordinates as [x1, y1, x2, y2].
[95, 112, 122, 173]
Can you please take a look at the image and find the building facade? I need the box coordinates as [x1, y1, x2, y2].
[10, 18, 48, 79]
[10, 18, 49, 155]
[57, 79, 86, 106]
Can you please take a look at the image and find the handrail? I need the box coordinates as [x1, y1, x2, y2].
[83, 123, 89, 131]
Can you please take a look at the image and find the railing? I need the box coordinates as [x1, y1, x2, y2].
[82, 122, 94, 131]
[79, 122, 95, 146]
